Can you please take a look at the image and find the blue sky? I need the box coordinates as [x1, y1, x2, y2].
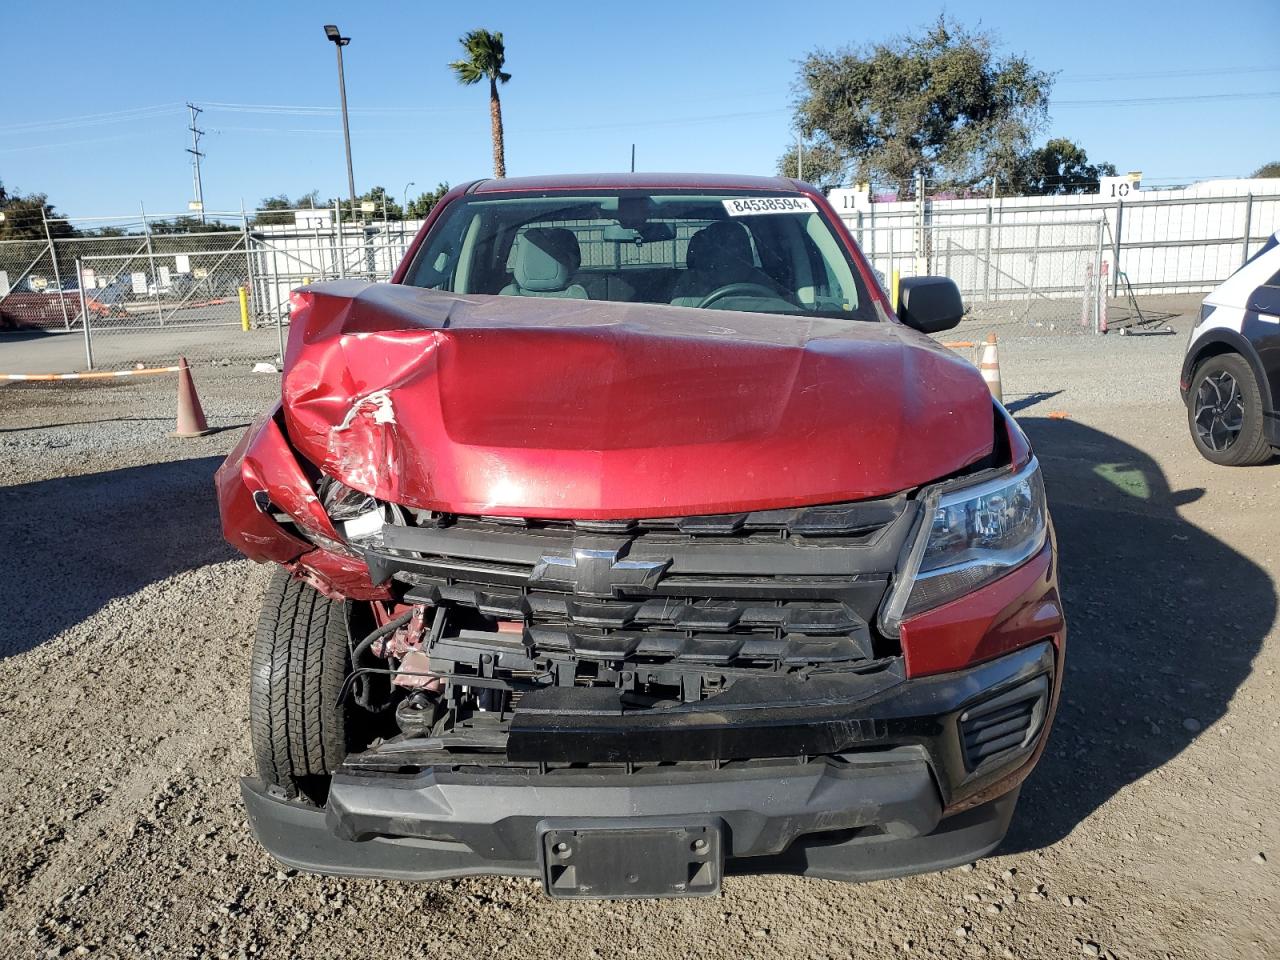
[2, 0, 1277, 219]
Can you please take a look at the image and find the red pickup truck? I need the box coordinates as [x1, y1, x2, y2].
[0, 288, 110, 330]
[217, 173, 1064, 899]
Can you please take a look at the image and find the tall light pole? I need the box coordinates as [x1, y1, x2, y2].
[402, 181, 415, 217]
[324, 24, 357, 220]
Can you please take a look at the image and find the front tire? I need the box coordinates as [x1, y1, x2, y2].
[250, 569, 366, 805]
[1187, 353, 1273, 466]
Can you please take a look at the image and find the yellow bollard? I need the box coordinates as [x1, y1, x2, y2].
[238, 286, 250, 332]
[890, 269, 901, 312]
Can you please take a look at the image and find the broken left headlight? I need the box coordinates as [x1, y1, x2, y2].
[880, 458, 1047, 637]
[321, 478, 385, 546]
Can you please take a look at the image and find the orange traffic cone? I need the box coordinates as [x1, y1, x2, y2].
[979, 333, 1003, 403]
[172, 356, 213, 437]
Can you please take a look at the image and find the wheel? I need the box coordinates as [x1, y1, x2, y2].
[250, 569, 374, 805]
[1187, 353, 1273, 466]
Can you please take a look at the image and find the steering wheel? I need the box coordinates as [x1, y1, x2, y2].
[696, 282, 783, 309]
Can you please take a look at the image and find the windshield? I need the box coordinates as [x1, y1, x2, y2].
[403, 190, 880, 322]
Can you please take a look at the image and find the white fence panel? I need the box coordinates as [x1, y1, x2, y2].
[834, 179, 1280, 297]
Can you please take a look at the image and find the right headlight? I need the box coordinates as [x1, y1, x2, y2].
[880, 458, 1047, 637]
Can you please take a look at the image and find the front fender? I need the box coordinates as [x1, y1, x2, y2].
[215, 404, 389, 600]
[1181, 327, 1275, 416]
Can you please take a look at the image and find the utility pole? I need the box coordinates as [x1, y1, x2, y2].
[186, 103, 206, 224]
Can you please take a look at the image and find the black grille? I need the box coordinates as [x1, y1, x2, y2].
[413, 498, 908, 539]
[959, 675, 1049, 770]
[363, 495, 918, 671]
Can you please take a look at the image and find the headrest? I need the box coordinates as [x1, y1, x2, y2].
[686, 220, 755, 272]
[513, 227, 581, 292]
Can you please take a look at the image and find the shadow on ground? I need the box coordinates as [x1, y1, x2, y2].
[0, 456, 236, 657]
[1003, 390, 1063, 414]
[1005, 416, 1276, 851]
[0, 329, 63, 343]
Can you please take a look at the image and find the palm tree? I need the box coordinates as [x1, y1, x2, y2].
[449, 29, 512, 178]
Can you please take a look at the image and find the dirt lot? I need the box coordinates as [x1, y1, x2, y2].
[1, 317, 1277, 960]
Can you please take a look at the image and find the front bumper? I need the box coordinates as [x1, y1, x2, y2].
[242, 642, 1054, 892]
[244, 770, 1018, 888]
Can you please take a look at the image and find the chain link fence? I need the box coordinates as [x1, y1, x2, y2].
[0, 238, 74, 332]
[0, 209, 425, 372]
[854, 218, 1109, 333]
[7, 186, 1280, 371]
[248, 219, 416, 331]
[73, 235, 284, 370]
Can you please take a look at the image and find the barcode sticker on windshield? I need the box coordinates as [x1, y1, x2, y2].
[722, 196, 818, 216]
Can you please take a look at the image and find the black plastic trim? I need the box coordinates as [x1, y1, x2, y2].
[324, 748, 941, 861]
[240, 776, 1019, 890]
[504, 640, 1054, 801]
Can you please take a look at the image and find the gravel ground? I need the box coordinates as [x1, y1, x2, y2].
[1, 318, 1277, 960]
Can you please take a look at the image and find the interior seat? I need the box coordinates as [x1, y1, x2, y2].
[500, 227, 589, 299]
[669, 220, 776, 307]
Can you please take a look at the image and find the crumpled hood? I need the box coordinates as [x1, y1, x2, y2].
[281, 280, 994, 518]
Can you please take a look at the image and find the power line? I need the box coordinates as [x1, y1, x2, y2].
[198, 91, 1280, 126]
[528, 108, 787, 134]
[210, 126, 352, 135]
[186, 103, 206, 224]
[0, 133, 146, 154]
[1054, 91, 1280, 107]
[207, 103, 789, 134]
[1059, 65, 1280, 83]
[4, 62, 1276, 141]
[51, 85, 1263, 137]
[4, 82, 1274, 161]
[198, 100, 469, 117]
[0, 104, 182, 136]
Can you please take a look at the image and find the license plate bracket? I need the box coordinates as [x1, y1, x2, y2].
[539, 822, 723, 899]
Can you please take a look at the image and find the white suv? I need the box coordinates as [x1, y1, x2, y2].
[1181, 232, 1280, 466]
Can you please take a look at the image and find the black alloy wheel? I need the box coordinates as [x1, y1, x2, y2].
[1187, 352, 1273, 467]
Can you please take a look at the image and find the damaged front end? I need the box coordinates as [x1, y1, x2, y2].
[214, 404, 391, 601]
[222, 282, 1063, 897]
[223, 407, 1060, 897]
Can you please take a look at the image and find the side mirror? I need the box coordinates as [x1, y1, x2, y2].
[897, 276, 964, 333]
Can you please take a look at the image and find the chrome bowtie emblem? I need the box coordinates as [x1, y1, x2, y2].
[529, 545, 670, 597]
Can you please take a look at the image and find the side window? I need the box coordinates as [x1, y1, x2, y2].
[406, 207, 471, 290]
